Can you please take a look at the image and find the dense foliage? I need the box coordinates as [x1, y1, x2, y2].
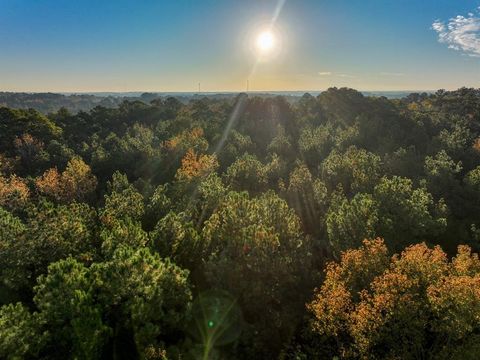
[1, 87, 480, 359]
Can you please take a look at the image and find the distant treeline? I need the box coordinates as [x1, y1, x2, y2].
[0, 90, 424, 114]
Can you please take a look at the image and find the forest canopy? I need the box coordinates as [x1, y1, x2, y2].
[1, 87, 480, 359]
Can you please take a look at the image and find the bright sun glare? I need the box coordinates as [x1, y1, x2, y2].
[256, 31, 275, 53]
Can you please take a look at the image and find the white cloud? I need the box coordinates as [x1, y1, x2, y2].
[317, 71, 357, 78]
[380, 72, 405, 77]
[433, 7, 480, 57]
[338, 73, 356, 78]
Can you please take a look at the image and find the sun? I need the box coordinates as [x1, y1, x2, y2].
[256, 31, 275, 53]
[249, 26, 282, 61]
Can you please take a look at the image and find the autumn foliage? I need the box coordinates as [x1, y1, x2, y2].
[307, 238, 480, 359]
[0, 174, 30, 210]
[35, 157, 97, 203]
[175, 149, 218, 182]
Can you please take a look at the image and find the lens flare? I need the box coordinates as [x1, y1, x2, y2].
[187, 290, 243, 359]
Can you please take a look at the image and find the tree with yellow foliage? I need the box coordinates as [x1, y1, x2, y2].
[304, 239, 480, 359]
[35, 157, 97, 203]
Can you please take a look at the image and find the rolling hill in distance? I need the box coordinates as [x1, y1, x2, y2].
[0, 90, 433, 114]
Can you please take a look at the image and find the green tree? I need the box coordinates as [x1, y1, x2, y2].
[223, 153, 267, 194]
[0, 303, 47, 360]
[298, 125, 333, 168]
[373, 176, 447, 251]
[34, 258, 109, 359]
[321, 146, 382, 195]
[100, 217, 148, 258]
[1, 200, 97, 300]
[202, 191, 314, 356]
[326, 192, 379, 254]
[267, 124, 293, 159]
[150, 211, 202, 271]
[286, 163, 329, 238]
[102, 171, 145, 221]
[91, 246, 192, 356]
[29, 246, 192, 359]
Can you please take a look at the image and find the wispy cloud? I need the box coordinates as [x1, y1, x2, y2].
[432, 7, 480, 57]
[318, 71, 356, 78]
[380, 72, 405, 77]
[338, 73, 356, 78]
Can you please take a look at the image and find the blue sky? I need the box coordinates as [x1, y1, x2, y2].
[1, 0, 480, 92]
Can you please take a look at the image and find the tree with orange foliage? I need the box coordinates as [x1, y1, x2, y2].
[303, 239, 480, 359]
[175, 149, 218, 182]
[473, 137, 480, 153]
[34, 168, 61, 201]
[0, 175, 30, 211]
[163, 127, 208, 154]
[159, 127, 210, 183]
[35, 157, 97, 203]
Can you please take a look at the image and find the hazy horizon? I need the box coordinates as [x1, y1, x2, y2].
[0, 89, 439, 95]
